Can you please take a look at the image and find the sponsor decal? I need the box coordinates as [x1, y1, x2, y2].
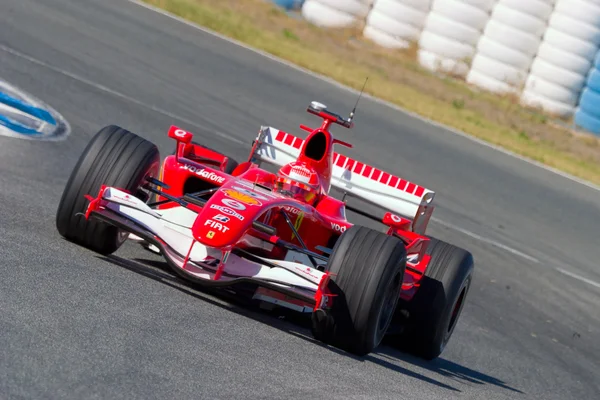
[210, 204, 244, 221]
[204, 219, 230, 233]
[223, 189, 262, 206]
[293, 265, 321, 280]
[283, 206, 303, 215]
[331, 222, 347, 232]
[391, 214, 402, 223]
[213, 214, 230, 223]
[206, 231, 215, 239]
[222, 198, 246, 211]
[231, 185, 271, 201]
[180, 164, 225, 183]
[110, 191, 138, 205]
[173, 129, 188, 138]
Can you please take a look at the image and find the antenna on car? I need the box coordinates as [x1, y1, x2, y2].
[347, 76, 368, 124]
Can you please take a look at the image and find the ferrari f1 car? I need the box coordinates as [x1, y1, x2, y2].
[55, 101, 474, 358]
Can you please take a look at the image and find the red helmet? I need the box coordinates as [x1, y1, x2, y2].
[275, 161, 320, 205]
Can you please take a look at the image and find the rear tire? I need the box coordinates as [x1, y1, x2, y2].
[391, 238, 474, 360]
[311, 225, 407, 356]
[56, 125, 160, 255]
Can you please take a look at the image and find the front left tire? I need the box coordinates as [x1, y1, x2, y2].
[56, 125, 160, 255]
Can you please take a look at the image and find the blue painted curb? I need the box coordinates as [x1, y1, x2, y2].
[0, 114, 42, 135]
[0, 78, 70, 140]
[0, 91, 56, 126]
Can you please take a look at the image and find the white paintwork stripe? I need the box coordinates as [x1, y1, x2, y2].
[333, 153, 340, 165]
[0, 44, 244, 146]
[432, 217, 540, 264]
[555, 268, 600, 290]
[126, 0, 600, 194]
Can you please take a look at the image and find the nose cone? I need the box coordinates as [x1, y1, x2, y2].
[192, 207, 248, 248]
[191, 183, 275, 248]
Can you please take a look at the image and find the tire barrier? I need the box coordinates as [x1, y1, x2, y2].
[301, 0, 374, 28]
[363, 0, 433, 49]
[294, 0, 600, 133]
[520, 0, 600, 117]
[466, 0, 555, 93]
[574, 51, 600, 134]
[417, 0, 496, 77]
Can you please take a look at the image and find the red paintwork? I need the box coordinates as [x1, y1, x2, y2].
[154, 110, 433, 302]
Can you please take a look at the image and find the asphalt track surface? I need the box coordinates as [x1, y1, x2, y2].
[1, 0, 599, 399]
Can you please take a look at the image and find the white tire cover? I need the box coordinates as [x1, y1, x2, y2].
[475, 35, 533, 70]
[530, 58, 587, 91]
[378, 0, 432, 12]
[483, 20, 543, 56]
[542, 27, 599, 60]
[555, 0, 600, 26]
[418, 49, 470, 75]
[497, 0, 555, 20]
[365, 10, 421, 41]
[315, 0, 372, 17]
[548, 11, 600, 45]
[418, 31, 475, 60]
[535, 42, 593, 76]
[466, 69, 519, 93]
[524, 75, 580, 104]
[521, 89, 575, 116]
[423, 13, 481, 45]
[363, 25, 412, 49]
[469, 54, 528, 86]
[439, 0, 496, 11]
[429, 0, 492, 29]
[490, 3, 547, 36]
[301, 1, 357, 27]
[371, 0, 430, 25]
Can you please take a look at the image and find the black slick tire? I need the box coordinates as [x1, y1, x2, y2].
[56, 125, 160, 255]
[392, 238, 474, 360]
[311, 225, 407, 356]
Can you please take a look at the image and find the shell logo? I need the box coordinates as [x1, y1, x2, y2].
[222, 189, 261, 206]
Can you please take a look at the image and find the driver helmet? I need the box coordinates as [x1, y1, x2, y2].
[275, 161, 320, 205]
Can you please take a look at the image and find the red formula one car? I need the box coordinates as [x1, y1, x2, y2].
[55, 101, 474, 358]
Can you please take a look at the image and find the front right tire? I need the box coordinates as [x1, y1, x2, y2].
[311, 225, 407, 356]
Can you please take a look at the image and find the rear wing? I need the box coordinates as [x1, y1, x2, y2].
[251, 127, 435, 233]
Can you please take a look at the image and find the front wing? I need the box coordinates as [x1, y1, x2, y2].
[84, 186, 333, 313]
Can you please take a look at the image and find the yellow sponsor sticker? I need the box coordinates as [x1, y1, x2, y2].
[223, 189, 261, 206]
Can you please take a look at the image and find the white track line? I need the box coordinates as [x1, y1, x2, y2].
[0, 44, 244, 146]
[127, 0, 600, 194]
[432, 217, 540, 263]
[555, 268, 600, 290]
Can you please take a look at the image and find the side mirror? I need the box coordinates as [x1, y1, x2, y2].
[168, 125, 193, 144]
[382, 212, 411, 231]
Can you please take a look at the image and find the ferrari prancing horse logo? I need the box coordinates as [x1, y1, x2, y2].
[206, 231, 215, 239]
